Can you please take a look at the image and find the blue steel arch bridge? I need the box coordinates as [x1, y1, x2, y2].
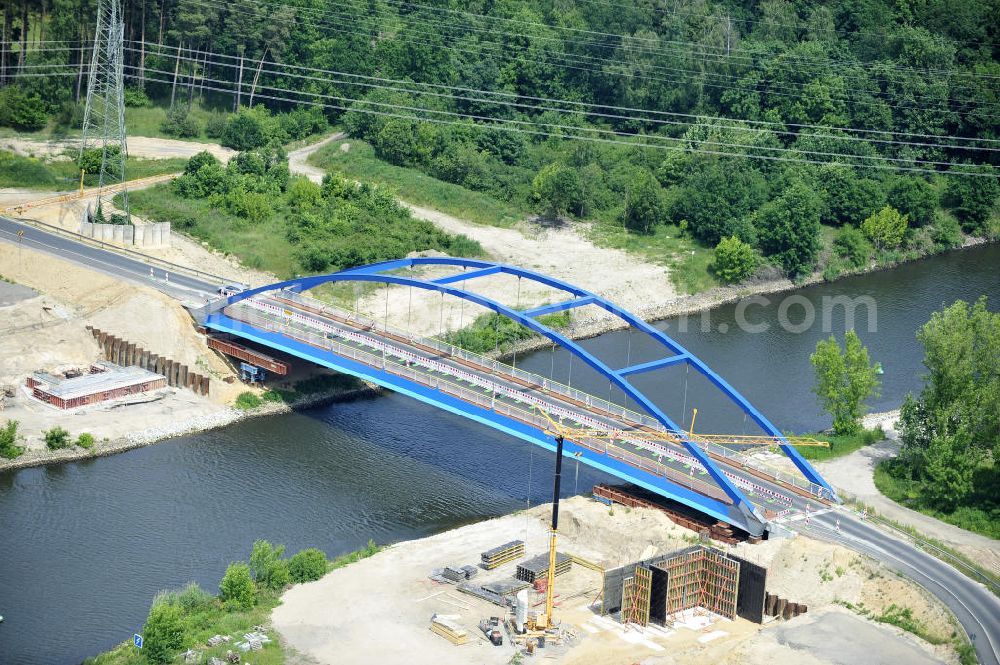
[195, 258, 838, 538]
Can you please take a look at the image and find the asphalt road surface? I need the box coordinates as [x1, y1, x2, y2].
[811, 511, 1000, 665]
[0, 216, 219, 299]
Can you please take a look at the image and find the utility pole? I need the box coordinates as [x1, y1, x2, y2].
[80, 0, 130, 224]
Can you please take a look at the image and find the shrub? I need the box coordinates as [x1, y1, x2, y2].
[234, 392, 262, 410]
[930, 213, 963, 249]
[249, 539, 291, 591]
[183, 150, 220, 176]
[0, 420, 25, 459]
[218, 562, 256, 610]
[0, 85, 48, 130]
[78, 146, 122, 180]
[943, 167, 1000, 235]
[173, 582, 215, 613]
[205, 112, 228, 139]
[288, 548, 329, 583]
[142, 600, 185, 664]
[123, 86, 152, 107]
[834, 225, 873, 268]
[221, 108, 269, 150]
[712, 236, 757, 283]
[861, 206, 908, 250]
[160, 106, 200, 138]
[44, 426, 71, 450]
[76, 432, 95, 449]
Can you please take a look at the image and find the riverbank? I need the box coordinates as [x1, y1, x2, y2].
[272, 496, 964, 665]
[0, 382, 381, 473]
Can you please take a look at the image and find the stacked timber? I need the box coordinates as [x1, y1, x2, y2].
[481, 540, 525, 569]
[430, 614, 469, 645]
[765, 592, 807, 619]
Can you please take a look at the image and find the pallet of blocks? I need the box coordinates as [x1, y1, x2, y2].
[430, 614, 470, 645]
[515, 552, 572, 583]
[481, 539, 525, 569]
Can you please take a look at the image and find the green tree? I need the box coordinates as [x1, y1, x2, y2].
[288, 548, 329, 583]
[818, 169, 886, 227]
[0, 419, 24, 459]
[943, 167, 1000, 235]
[218, 562, 256, 610]
[900, 297, 1000, 462]
[221, 109, 268, 150]
[249, 539, 290, 591]
[810, 330, 881, 435]
[0, 85, 48, 131]
[888, 176, 937, 227]
[712, 236, 757, 283]
[141, 601, 185, 664]
[621, 169, 666, 233]
[861, 206, 909, 250]
[756, 182, 822, 278]
[532, 162, 581, 219]
[921, 430, 976, 510]
[671, 161, 767, 244]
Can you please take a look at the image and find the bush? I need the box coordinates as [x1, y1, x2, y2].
[0, 420, 25, 459]
[943, 167, 1000, 235]
[0, 85, 48, 131]
[221, 108, 269, 150]
[142, 601, 186, 664]
[930, 213, 963, 249]
[712, 236, 757, 283]
[861, 206, 908, 250]
[834, 226, 873, 268]
[249, 539, 291, 591]
[160, 106, 200, 138]
[44, 426, 71, 450]
[123, 86, 152, 107]
[205, 112, 228, 139]
[218, 562, 256, 610]
[288, 548, 329, 583]
[234, 392, 262, 410]
[76, 432, 95, 449]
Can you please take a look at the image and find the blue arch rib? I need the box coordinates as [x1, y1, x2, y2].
[208, 258, 833, 512]
[339, 257, 835, 498]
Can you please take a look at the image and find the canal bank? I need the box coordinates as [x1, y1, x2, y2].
[0, 242, 997, 665]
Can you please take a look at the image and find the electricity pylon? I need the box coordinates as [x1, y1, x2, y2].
[80, 0, 129, 223]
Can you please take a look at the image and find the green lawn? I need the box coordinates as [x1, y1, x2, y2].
[126, 185, 298, 277]
[874, 459, 1000, 540]
[792, 428, 884, 462]
[308, 138, 528, 228]
[1, 149, 187, 190]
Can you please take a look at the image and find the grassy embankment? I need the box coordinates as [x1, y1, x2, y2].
[792, 428, 885, 462]
[85, 540, 382, 665]
[0, 149, 187, 190]
[308, 137, 527, 228]
[874, 460, 999, 540]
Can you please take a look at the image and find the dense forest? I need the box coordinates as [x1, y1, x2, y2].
[2, 0, 999, 280]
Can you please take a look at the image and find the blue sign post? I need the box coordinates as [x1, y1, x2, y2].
[134, 634, 143, 649]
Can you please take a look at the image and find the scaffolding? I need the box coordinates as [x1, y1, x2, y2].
[621, 566, 652, 626]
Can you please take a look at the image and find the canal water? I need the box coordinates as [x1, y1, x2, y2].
[1, 244, 997, 664]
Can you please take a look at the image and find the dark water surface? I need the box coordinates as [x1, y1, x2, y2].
[1, 244, 997, 664]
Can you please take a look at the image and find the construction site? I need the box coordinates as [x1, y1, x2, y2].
[272, 489, 961, 665]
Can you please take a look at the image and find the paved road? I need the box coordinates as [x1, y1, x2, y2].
[811, 511, 1000, 665]
[0, 216, 220, 300]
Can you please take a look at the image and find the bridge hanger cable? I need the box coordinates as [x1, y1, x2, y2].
[106, 69, 1000, 177]
[126, 40, 1000, 147]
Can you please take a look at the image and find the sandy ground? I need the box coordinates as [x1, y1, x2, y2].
[272, 497, 958, 665]
[0, 240, 244, 452]
[1, 136, 235, 163]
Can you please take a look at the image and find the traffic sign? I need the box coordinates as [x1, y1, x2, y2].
[134, 634, 143, 649]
